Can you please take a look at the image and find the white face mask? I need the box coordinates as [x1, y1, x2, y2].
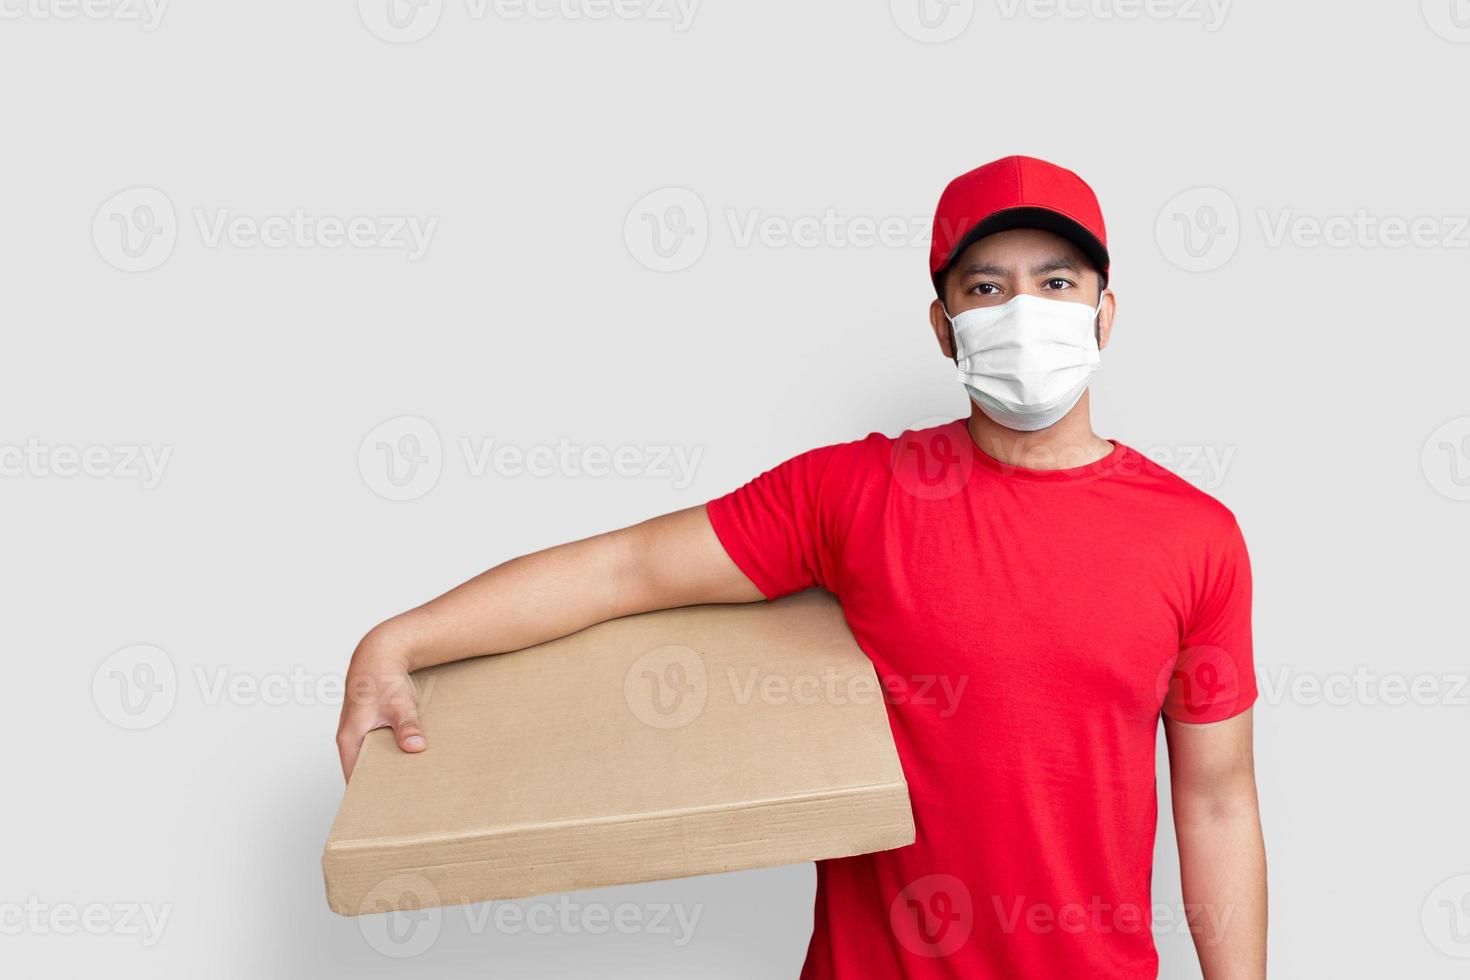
[946, 293, 1102, 432]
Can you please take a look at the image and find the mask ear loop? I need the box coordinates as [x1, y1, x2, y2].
[941, 303, 965, 365]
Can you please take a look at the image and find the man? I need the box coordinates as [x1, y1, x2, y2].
[337, 155, 1267, 978]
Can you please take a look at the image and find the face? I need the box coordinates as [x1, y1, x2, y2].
[928, 227, 1116, 359]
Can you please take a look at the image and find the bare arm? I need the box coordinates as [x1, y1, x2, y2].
[1164, 709, 1267, 979]
[335, 505, 761, 778]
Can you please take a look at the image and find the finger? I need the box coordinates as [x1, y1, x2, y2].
[386, 703, 427, 753]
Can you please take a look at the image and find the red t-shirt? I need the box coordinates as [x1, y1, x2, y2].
[705, 420, 1255, 979]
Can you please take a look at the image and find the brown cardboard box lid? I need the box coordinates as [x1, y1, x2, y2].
[323, 590, 914, 915]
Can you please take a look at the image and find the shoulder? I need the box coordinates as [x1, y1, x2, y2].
[773, 421, 965, 504]
[1112, 443, 1244, 543]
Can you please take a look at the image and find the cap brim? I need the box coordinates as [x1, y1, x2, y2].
[933, 206, 1110, 293]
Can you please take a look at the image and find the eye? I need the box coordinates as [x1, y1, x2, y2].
[968, 282, 1001, 296]
[1042, 277, 1075, 291]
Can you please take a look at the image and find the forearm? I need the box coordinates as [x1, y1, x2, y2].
[363, 505, 759, 671]
[1173, 783, 1267, 978]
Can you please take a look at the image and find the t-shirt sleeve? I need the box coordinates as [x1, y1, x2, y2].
[704, 440, 866, 600]
[1163, 516, 1258, 724]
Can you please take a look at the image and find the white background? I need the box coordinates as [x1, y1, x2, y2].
[4, 1, 1470, 976]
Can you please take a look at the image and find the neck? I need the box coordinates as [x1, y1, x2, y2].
[964, 391, 1114, 471]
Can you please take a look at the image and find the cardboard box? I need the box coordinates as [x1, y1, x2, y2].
[323, 589, 914, 916]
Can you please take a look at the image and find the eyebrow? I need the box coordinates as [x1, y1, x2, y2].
[956, 256, 1082, 279]
[1029, 257, 1082, 277]
[956, 261, 1010, 279]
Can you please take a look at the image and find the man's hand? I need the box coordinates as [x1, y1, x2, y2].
[334, 505, 762, 781]
[336, 629, 425, 780]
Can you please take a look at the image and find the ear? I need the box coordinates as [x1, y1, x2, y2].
[929, 298, 956, 359]
[1096, 288, 1116, 351]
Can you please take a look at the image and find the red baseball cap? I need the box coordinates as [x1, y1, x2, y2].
[929, 155, 1109, 294]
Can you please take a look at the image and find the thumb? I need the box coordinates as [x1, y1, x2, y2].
[384, 699, 427, 754]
